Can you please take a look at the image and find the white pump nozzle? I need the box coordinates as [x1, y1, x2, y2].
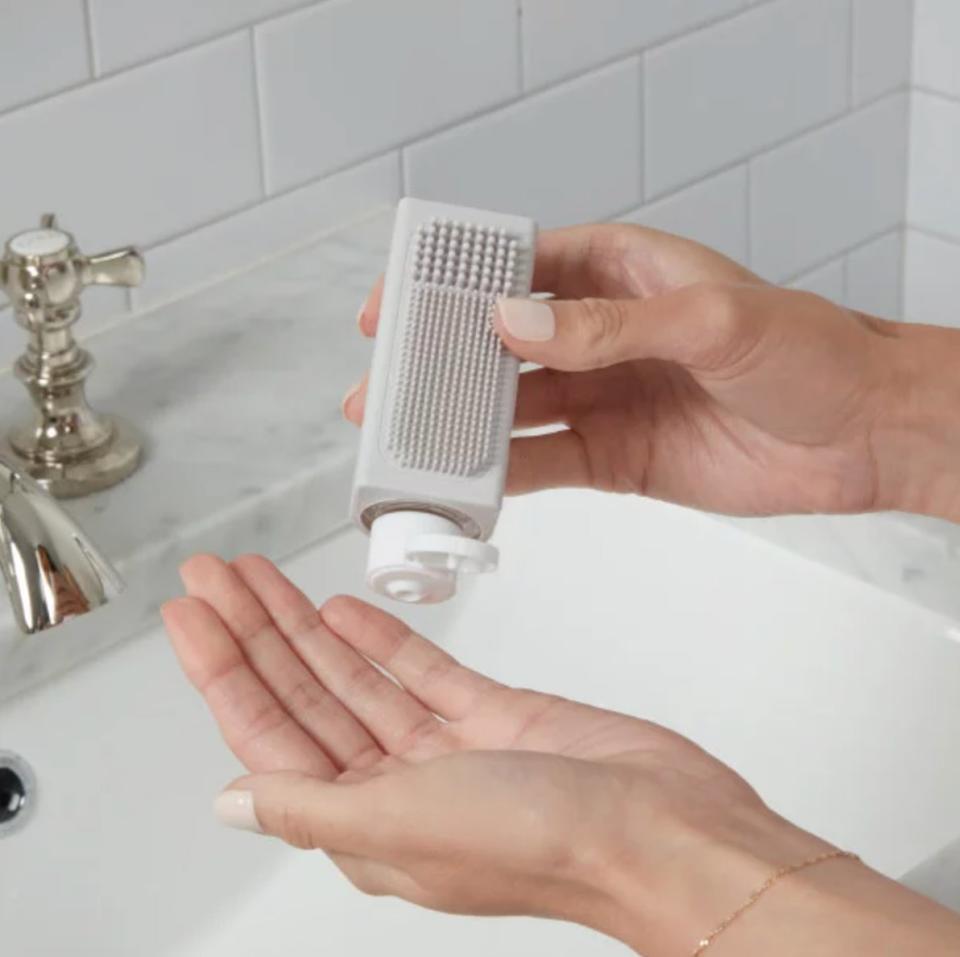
[366, 511, 498, 604]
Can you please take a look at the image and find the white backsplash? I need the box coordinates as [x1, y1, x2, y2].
[0, 0, 915, 364]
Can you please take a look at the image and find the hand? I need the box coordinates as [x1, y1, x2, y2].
[161, 555, 960, 956]
[161, 553, 816, 954]
[346, 224, 960, 521]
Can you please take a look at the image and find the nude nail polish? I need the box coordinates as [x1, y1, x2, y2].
[496, 298, 556, 342]
[214, 789, 261, 833]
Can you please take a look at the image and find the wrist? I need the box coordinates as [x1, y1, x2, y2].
[587, 803, 832, 956]
[872, 322, 960, 522]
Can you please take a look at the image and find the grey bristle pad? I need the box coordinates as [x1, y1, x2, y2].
[387, 217, 520, 477]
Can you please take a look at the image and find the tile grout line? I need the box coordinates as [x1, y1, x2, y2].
[779, 225, 902, 287]
[398, 149, 409, 195]
[906, 224, 960, 248]
[645, 84, 909, 203]
[515, 0, 526, 92]
[248, 27, 270, 198]
[900, 0, 918, 321]
[80, 0, 100, 78]
[846, 0, 856, 108]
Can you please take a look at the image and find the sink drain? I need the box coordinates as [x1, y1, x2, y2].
[0, 751, 36, 837]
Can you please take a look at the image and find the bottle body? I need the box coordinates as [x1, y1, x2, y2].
[350, 197, 536, 603]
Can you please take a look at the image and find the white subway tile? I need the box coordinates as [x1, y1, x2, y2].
[750, 95, 907, 281]
[0, 1, 89, 112]
[904, 230, 960, 327]
[132, 154, 400, 310]
[619, 166, 748, 264]
[257, 0, 520, 194]
[88, 0, 303, 74]
[644, 0, 849, 197]
[845, 231, 903, 319]
[520, 0, 745, 90]
[404, 60, 641, 228]
[908, 93, 960, 240]
[914, 0, 960, 98]
[789, 260, 846, 303]
[852, 0, 913, 104]
[0, 35, 262, 252]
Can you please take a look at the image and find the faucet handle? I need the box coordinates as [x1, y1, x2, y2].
[80, 247, 145, 288]
[0, 213, 145, 497]
[1, 213, 144, 318]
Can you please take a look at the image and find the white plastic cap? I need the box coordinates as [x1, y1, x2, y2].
[366, 510, 498, 604]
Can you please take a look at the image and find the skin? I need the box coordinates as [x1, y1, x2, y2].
[162, 555, 960, 956]
[163, 223, 960, 953]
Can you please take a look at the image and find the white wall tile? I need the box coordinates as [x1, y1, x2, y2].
[404, 60, 641, 228]
[789, 259, 846, 302]
[644, 0, 849, 197]
[908, 93, 960, 239]
[845, 231, 903, 319]
[132, 154, 400, 310]
[852, 0, 913, 104]
[619, 166, 748, 265]
[0, 35, 262, 251]
[904, 229, 960, 326]
[256, 0, 520, 194]
[0, 1, 89, 112]
[750, 95, 907, 281]
[88, 0, 302, 74]
[913, 0, 960, 97]
[520, 0, 745, 90]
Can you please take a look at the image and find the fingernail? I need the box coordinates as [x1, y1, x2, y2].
[355, 300, 367, 328]
[496, 298, 555, 342]
[214, 789, 261, 833]
[341, 382, 361, 417]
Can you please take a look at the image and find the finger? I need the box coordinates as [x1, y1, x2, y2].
[341, 374, 367, 426]
[506, 430, 592, 495]
[162, 597, 336, 777]
[532, 224, 643, 298]
[357, 275, 384, 337]
[513, 367, 573, 429]
[320, 596, 503, 721]
[495, 283, 759, 374]
[232, 555, 447, 759]
[215, 770, 389, 855]
[181, 555, 380, 771]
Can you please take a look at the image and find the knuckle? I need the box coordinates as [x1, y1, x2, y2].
[277, 804, 316, 850]
[685, 282, 748, 370]
[576, 298, 627, 365]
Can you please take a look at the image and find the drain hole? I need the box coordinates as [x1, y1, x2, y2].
[0, 766, 27, 824]
[0, 752, 35, 835]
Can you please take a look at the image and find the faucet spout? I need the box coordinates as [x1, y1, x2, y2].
[0, 457, 121, 633]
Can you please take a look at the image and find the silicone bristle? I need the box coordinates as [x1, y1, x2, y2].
[388, 217, 520, 476]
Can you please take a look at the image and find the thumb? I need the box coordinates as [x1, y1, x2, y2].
[213, 771, 382, 853]
[494, 283, 757, 373]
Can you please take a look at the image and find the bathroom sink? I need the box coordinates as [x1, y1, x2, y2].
[3, 490, 960, 956]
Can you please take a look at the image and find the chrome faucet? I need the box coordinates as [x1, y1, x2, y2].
[0, 460, 120, 633]
[0, 214, 144, 498]
[0, 215, 136, 632]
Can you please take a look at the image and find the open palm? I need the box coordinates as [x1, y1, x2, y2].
[162, 553, 775, 932]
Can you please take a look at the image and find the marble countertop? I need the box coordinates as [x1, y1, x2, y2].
[1, 201, 959, 704]
[0, 208, 392, 703]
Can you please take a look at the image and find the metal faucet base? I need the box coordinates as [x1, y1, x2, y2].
[7, 416, 142, 498]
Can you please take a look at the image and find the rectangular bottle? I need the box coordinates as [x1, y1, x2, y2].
[350, 197, 536, 603]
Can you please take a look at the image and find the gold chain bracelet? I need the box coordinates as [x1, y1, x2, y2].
[691, 849, 861, 956]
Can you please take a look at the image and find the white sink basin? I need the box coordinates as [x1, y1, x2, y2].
[4, 490, 960, 955]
